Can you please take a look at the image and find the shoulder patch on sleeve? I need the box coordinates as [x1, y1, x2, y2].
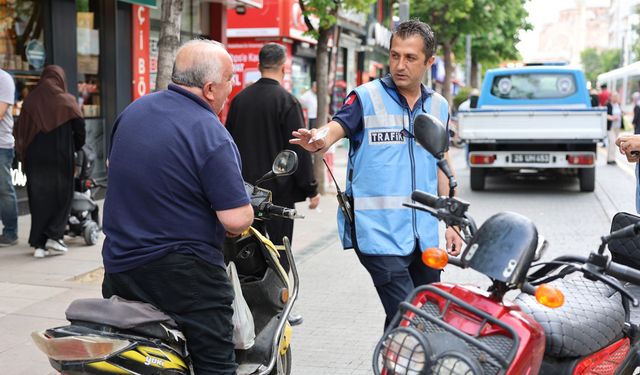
[344, 94, 356, 106]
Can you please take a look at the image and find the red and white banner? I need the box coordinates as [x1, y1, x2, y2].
[132, 5, 150, 99]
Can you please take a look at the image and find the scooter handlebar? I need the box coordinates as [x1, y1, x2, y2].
[606, 260, 640, 287]
[262, 203, 297, 219]
[411, 191, 441, 208]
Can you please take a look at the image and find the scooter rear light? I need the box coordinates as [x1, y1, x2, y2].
[567, 155, 594, 165]
[573, 338, 630, 375]
[31, 331, 130, 361]
[469, 154, 496, 165]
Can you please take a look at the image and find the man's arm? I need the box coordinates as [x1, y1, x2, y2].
[0, 102, 9, 119]
[289, 120, 346, 154]
[290, 91, 361, 153]
[616, 134, 640, 162]
[216, 205, 254, 236]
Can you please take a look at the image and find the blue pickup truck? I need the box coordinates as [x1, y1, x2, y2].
[458, 66, 607, 192]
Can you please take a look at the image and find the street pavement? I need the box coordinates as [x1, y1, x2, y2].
[0, 138, 638, 374]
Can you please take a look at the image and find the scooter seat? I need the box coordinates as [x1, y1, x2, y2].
[515, 276, 625, 358]
[66, 295, 180, 341]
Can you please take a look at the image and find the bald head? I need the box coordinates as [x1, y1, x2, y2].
[171, 39, 231, 88]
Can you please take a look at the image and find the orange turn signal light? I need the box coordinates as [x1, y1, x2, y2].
[280, 288, 289, 304]
[535, 284, 564, 308]
[422, 247, 449, 270]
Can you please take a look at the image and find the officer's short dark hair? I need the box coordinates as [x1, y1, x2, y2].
[259, 43, 286, 71]
[390, 19, 436, 61]
[600, 83, 607, 89]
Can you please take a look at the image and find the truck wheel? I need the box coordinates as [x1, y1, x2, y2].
[579, 168, 595, 192]
[470, 168, 485, 191]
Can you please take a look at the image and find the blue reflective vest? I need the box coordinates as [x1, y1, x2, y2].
[337, 78, 449, 256]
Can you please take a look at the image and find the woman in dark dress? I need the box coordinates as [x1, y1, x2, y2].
[14, 65, 85, 258]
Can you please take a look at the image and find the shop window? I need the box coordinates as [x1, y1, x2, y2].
[0, 0, 45, 116]
[77, 0, 101, 118]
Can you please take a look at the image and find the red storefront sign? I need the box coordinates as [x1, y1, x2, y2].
[227, 40, 293, 98]
[227, 0, 316, 42]
[132, 5, 150, 100]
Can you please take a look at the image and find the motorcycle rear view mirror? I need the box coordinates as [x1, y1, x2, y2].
[272, 150, 298, 176]
[414, 114, 448, 159]
[255, 150, 299, 187]
[414, 114, 457, 197]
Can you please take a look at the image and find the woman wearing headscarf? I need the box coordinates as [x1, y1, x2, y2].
[14, 65, 85, 258]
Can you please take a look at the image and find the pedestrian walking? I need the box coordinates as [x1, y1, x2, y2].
[607, 92, 623, 164]
[290, 20, 464, 329]
[599, 83, 610, 107]
[14, 65, 85, 258]
[299, 81, 317, 128]
[226, 42, 320, 273]
[101, 39, 254, 375]
[0, 69, 19, 246]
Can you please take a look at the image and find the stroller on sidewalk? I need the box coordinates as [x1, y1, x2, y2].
[66, 144, 103, 245]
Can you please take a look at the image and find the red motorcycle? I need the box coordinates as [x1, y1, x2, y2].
[372, 114, 640, 375]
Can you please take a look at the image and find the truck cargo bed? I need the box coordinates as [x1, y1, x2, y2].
[458, 109, 606, 141]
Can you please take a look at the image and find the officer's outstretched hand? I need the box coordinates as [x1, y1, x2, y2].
[290, 128, 325, 154]
[445, 226, 463, 256]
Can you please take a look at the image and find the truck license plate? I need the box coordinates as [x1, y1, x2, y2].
[511, 153, 550, 163]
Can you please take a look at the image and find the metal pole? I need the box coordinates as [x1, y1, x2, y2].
[399, 0, 409, 22]
[465, 34, 472, 87]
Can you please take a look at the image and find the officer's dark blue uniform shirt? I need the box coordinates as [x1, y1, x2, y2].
[332, 75, 449, 146]
[102, 84, 250, 273]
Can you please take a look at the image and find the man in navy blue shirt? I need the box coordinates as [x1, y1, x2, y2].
[102, 40, 253, 375]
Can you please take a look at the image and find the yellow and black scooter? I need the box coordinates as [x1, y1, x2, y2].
[31, 150, 302, 375]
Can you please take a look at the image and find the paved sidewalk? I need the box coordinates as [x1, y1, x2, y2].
[0, 145, 370, 374]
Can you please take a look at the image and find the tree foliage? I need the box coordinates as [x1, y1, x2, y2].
[412, 0, 530, 101]
[299, 0, 373, 192]
[464, 0, 530, 67]
[581, 48, 622, 88]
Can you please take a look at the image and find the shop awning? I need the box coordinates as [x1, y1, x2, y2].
[119, 0, 157, 7]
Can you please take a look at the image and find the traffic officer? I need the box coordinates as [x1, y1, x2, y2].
[290, 19, 463, 329]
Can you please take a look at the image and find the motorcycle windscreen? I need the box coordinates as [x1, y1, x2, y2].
[462, 212, 538, 284]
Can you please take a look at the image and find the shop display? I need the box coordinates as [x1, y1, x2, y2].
[0, 0, 43, 72]
[76, 5, 101, 118]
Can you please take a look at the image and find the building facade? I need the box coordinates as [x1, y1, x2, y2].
[0, 0, 255, 211]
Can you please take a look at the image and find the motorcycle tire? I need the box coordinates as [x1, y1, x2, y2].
[271, 346, 292, 375]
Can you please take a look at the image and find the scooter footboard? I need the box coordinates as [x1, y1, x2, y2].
[376, 285, 520, 375]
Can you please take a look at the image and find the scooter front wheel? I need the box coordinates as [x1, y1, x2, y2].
[271, 346, 291, 375]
